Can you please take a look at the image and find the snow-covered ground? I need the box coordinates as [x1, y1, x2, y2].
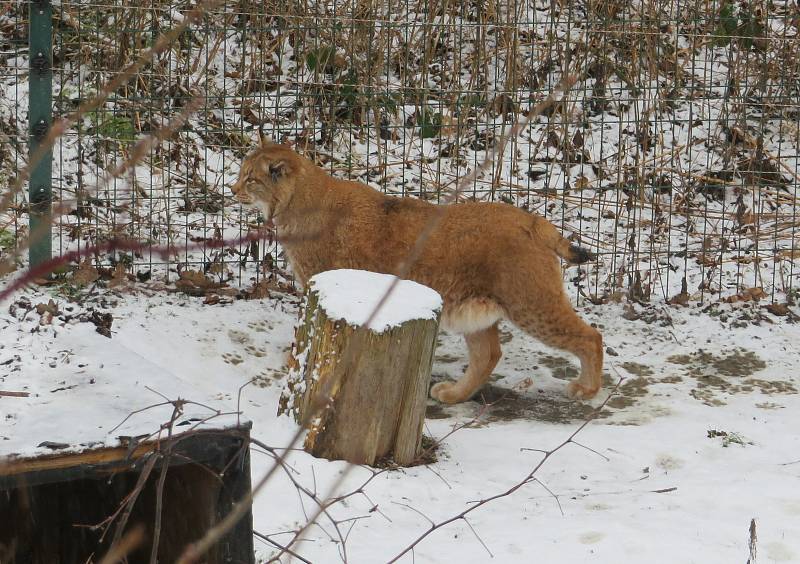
[1, 283, 798, 563]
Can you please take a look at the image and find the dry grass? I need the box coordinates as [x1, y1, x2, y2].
[0, 0, 797, 301]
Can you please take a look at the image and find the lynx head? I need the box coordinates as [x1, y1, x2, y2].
[231, 133, 305, 219]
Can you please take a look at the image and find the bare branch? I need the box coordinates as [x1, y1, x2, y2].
[392, 501, 436, 528]
[253, 530, 314, 564]
[98, 525, 146, 564]
[149, 402, 183, 563]
[569, 439, 611, 462]
[386, 378, 623, 563]
[462, 517, 493, 558]
[533, 478, 564, 517]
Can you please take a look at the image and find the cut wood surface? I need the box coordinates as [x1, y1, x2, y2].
[0, 426, 251, 484]
[279, 269, 441, 466]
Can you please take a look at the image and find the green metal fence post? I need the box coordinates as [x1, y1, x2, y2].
[28, 0, 53, 268]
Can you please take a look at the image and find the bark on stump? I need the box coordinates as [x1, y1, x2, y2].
[278, 269, 442, 466]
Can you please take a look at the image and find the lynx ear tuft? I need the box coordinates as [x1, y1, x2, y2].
[258, 126, 272, 148]
[269, 160, 287, 182]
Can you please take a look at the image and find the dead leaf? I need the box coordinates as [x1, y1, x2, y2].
[35, 299, 59, 316]
[175, 269, 228, 297]
[765, 303, 790, 317]
[724, 287, 767, 303]
[668, 291, 690, 306]
[245, 279, 271, 300]
[516, 377, 534, 390]
[622, 304, 640, 321]
[108, 264, 130, 289]
[608, 291, 625, 303]
[574, 176, 591, 191]
[696, 254, 719, 267]
[207, 261, 226, 275]
[90, 311, 113, 338]
[777, 249, 800, 261]
[738, 212, 755, 226]
[36, 300, 59, 326]
[490, 93, 517, 117]
[438, 113, 458, 137]
[72, 258, 99, 287]
[179, 270, 213, 287]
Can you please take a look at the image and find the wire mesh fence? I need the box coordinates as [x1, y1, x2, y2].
[1, 0, 798, 304]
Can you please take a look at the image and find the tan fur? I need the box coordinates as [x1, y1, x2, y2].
[231, 140, 604, 403]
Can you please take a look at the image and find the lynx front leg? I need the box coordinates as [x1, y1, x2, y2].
[431, 323, 501, 404]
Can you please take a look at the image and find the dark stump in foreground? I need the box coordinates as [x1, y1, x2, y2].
[0, 426, 254, 564]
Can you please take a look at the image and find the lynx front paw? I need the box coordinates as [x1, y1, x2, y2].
[430, 381, 462, 404]
[567, 380, 600, 400]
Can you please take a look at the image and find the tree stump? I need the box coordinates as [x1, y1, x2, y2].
[0, 428, 254, 563]
[278, 269, 442, 466]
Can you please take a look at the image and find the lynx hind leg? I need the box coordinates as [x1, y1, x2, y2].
[431, 323, 501, 404]
[508, 293, 603, 400]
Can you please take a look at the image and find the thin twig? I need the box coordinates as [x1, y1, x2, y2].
[106, 454, 158, 547]
[253, 530, 314, 564]
[386, 378, 623, 563]
[98, 525, 146, 564]
[564, 439, 610, 462]
[532, 477, 564, 517]
[462, 517, 493, 558]
[149, 402, 184, 563]
[0, 390, 29, 397]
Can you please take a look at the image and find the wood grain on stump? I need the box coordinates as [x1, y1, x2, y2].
[278, 269, 441, 466]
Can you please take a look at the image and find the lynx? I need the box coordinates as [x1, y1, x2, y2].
[231, 138, 604, 403]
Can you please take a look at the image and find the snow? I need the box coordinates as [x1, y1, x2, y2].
[0, 296, 246, 460]
[310, 269, 443, 333]
[1, 284, 799, 563]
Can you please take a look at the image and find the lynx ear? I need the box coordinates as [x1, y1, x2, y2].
[268, 160, 287, 182]
[258, 126, 272, 148]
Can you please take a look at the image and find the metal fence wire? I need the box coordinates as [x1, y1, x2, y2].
[1, 0, 798, 304]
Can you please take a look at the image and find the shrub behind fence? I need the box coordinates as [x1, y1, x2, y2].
[1, 0, 798, 303]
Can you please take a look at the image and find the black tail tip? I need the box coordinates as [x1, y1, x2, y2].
[569, 245, 595, 264]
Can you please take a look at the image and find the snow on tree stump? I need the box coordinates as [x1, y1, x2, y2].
[278, 269, 442, 466]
